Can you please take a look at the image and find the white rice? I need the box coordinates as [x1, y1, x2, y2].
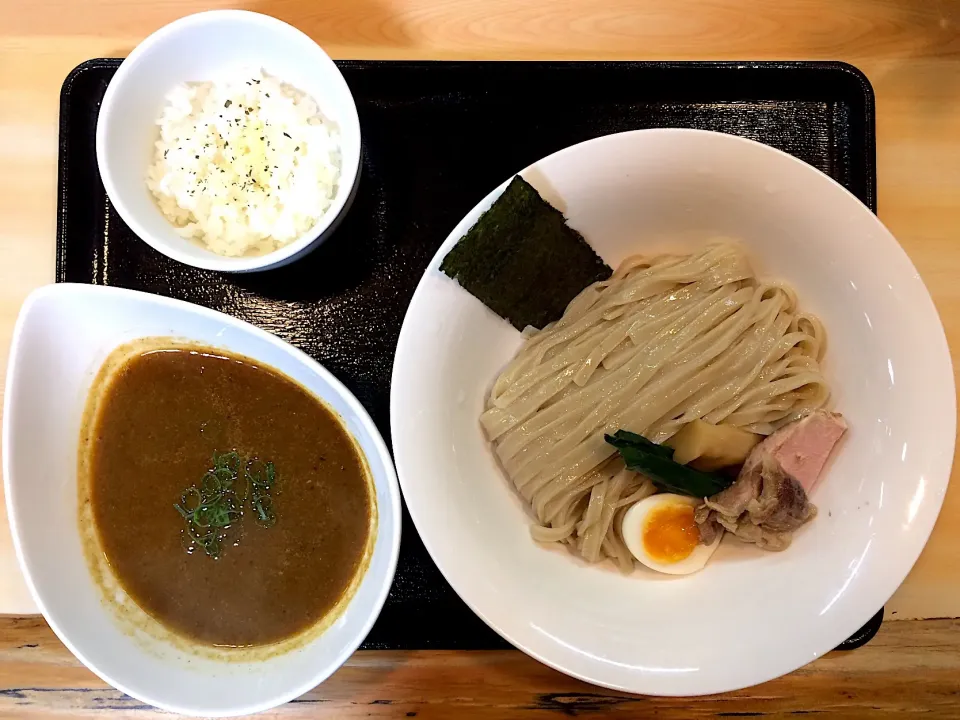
[147, 69, 341, 257]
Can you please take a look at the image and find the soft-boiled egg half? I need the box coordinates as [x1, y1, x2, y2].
[620, 493, 721, 575]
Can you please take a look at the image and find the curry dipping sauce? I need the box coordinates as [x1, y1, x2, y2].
[78, 340, 376, 648]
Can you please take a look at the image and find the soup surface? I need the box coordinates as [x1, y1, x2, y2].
[81, 343, 374, 647]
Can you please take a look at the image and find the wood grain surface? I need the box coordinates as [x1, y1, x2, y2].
[5, 0, 959, 620]
[2, 0, 960, 715]
[2, 616, 960, 718]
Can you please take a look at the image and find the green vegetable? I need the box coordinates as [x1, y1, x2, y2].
[440, 176, 612, 331]
[174, 450, 279, 559]
[604, 430, 733, 498]
[245, 458, 278, 529]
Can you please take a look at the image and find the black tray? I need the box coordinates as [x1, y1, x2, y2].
[57, 59, 884, 652]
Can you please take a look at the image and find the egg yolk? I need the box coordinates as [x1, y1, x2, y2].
[642, 504, 700, 563]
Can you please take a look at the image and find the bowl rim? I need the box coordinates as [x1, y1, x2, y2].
[95, 9, 361, 273]
[390, 126, 956, 696]
[3, 283, 402, 716]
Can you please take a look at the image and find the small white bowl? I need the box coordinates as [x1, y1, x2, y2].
[3, 284, 401, 716]
[96, 10, 361, 273]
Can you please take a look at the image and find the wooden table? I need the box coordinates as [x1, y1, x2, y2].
[2, 0, 959, 715]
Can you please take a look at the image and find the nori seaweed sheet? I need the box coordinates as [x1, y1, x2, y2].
[440, 176, 612, 330]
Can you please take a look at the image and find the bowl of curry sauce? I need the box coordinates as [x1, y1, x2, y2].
[3, 284, 402, 716]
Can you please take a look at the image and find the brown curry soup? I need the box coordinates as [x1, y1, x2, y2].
[79, 340, 375, 648]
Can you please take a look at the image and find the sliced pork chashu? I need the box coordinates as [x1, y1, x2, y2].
[695, 411, 847, 551]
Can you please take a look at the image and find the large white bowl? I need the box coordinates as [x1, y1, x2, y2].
[390, 128, 955, 695]
[3, 284, 401, 716]
[96, 10, 361, 272]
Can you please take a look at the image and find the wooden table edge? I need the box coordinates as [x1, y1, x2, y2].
[1, 616, 959, 716]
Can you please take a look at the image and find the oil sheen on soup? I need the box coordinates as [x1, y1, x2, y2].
[81, 343, 374, 647]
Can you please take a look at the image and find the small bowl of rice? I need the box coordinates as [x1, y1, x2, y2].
[96, 10, 361, 272]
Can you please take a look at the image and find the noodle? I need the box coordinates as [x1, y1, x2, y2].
[481, 242, 830, 568]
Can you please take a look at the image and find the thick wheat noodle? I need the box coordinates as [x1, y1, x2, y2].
[481, 242, 830, 571]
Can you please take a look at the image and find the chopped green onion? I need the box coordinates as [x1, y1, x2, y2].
[174, 450, 282, 560]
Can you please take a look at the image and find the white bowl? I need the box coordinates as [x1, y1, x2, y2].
[391, 128, 955, 695]
[3, 284, 401, 716]
[96, 10, 361, 273]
